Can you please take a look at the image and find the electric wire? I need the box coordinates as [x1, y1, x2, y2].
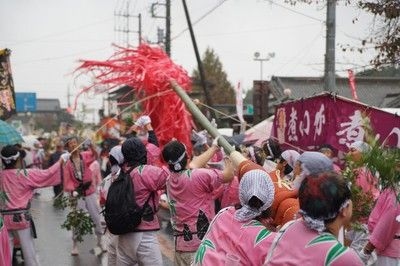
[267, 0, 325, 23]
[171, 0, 228, 40]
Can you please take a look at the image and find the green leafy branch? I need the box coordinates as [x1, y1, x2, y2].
[55, 194, 95, 242]
[342, 113, 400, 231]
[342, 162, 375, 230]
[362, 143, 400, 201]
[361, 115, 400, 202]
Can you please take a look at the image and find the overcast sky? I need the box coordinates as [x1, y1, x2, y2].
[0, 0, 375, 120]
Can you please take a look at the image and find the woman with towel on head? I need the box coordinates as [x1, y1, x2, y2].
[193, 168, 276, 266]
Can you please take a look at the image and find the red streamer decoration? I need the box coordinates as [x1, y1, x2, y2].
[75, 43, 193, 152]
[347, 69, 358, 101]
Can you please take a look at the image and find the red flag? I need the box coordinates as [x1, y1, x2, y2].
[235, 81, 244, 124]
[347, 69, 358, 101]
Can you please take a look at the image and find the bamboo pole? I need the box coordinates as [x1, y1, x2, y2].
[170, 80, 235, 155]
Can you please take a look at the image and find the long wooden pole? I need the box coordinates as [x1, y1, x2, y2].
[170, 80, 234, 155]
[181, 0, 216, 120]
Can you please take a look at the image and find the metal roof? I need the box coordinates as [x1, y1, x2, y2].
[269, 76, 400, 108]
[36, 99, 61, 112]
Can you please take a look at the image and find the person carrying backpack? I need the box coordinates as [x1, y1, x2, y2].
[99, 145, 124, 265]
[115, 137, 169, 266]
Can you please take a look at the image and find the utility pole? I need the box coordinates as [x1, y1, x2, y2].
[151, 1, 171, 56]
[182, 0, 215, 120]
[324, 0, 336, 92]
[165, 0, 171, 56]
[114, 0, 142, 47]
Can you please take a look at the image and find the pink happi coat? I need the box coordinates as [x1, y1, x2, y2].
[0, 162, 62, 230]
[220, 176, 240, 208]
[368, 188, 400, 259]
[167, 168, 224, 252]
[0, 217, 11, 266]
[193, 206, 276, 266]
[146, 142, 162, 167]
[63, 150, 97, 195]
[265, 220, 363, 265]
[355, 167, 380, 200]
[129, 164, 169, 231]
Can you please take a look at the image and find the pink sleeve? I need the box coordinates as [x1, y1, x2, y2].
[210, 150, 223, 162]
[82, 150, 96, 165]
[334, 251, 364, 266]
[355, 169, 379, 200]
[369, 199, 398, 251]
[141, 165, 169, 191]
[0, 222, 11, 266]
[90, 161, 102, 187]
[196, 168, 224, 193]
[25, 161, 62, 188]
[211, 183, 224, 200]
[63, 162, 76, 192]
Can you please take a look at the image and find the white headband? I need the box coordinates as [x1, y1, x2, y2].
[1, 152, 20, 164]
[168, 151, 186, 171]
[299, 199, 351, 233]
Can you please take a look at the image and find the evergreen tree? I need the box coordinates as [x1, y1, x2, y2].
[191, 48, 235, 105]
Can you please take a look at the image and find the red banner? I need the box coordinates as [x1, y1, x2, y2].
[0, 49, 16, 120]
[272, 93, 400, 155]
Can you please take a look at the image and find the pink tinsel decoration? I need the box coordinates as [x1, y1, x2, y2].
[75, 43, 193, 152]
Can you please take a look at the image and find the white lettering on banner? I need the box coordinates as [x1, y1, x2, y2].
[336, 110, 365, 147]
[288, 107, 298, 142]
[299, 111, 310, 137]
[386, 127, 400, 148]
[314, 104, 326, 140]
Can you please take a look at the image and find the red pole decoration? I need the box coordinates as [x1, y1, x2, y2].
[74, 43, 193, 151]
[347, 69, 358, 101]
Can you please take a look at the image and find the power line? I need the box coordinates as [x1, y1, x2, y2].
[269, 1, 366, 58]
[267, 0, 325, 23]
[171, 0, 228, 40]
[273, 26, 324, 74]
[199, 23, 320, 37]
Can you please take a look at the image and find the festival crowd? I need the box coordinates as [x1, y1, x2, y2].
[0, 115, 399, 266]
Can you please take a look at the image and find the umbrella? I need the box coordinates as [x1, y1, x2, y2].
[0, 120, 24, 146]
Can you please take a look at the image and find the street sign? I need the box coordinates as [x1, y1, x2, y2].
[15, 92, 37, 112]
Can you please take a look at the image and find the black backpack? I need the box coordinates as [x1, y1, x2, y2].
[102, 167, 153, 235]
